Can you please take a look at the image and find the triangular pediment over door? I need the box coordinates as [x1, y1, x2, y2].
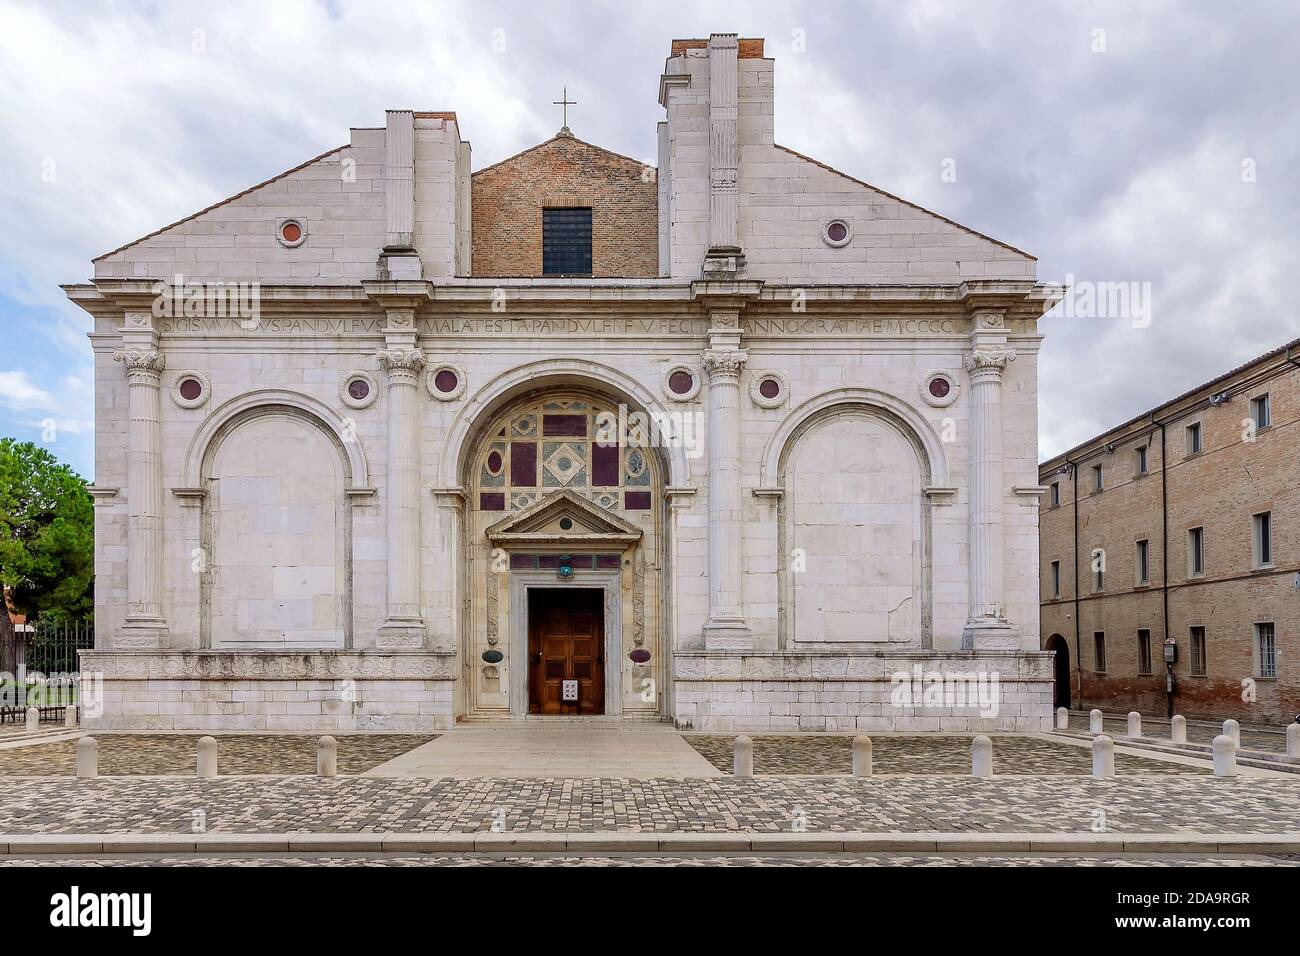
[485, 489, 643, 548]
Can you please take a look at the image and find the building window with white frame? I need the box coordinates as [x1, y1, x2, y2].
[1185, 421, 1202, 455]
[1091, 464, 1103, 492]
[1136, 539, 1149, 585]
[1050, 481, 1060, 508]
[1190, 626, 1207, 676]
[1137, 628, 1152, 675]
[1135, 445, 1148, 475]
[1253, 511, 1272, 567]
[1188, 526, 1204, 576]
[1250, 393, 1271, 430]
[1256, 622, 1276, 678]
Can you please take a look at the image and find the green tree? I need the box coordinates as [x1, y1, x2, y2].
[0, 439, 94, 672]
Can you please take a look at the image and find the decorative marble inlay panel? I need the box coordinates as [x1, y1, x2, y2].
[472, 393, 660, 513]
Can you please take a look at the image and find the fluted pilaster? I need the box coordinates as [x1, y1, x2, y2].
[962, 346, 1017, 649]
[377, 346, 425, 645]
[702, 346, 751, 649]
[113, 345, 168, 644]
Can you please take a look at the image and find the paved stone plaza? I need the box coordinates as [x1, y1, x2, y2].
[685, 734, 1203, 775]
[1, 852, 1295, 867]
[0, 734, 437, 776]
[1, 775, 1295, 835]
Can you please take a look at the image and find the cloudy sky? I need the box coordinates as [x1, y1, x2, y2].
[1, 0, 1296, 479]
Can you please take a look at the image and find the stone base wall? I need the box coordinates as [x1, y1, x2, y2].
[78, 650, 456, 733]
[670, 650, 1055, 733]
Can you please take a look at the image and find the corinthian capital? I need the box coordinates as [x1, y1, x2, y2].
[702, 349, 748, 384]
[113, 347, 165, 376]
[376, 348, 426, 379]
[963, 348, 1017, 375]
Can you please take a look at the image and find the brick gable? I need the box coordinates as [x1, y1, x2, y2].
[471, 134, 658, 278]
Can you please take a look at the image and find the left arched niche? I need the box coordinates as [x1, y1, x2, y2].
[199, 409, 349, 649]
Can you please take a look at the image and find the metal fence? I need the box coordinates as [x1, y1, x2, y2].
[0, 618, 93, 719]
[22, 618, 94, 675]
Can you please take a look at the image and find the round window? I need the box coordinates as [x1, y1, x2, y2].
[928, 377, 951, 399]
[178, 377, 203, 401]
[434, 369, 459, 393]
[668, 370, 694, 395]
[347, 378, 370, 401]
[758, 377, 781, 400]
[559, 517, 574, 531]
[486, 450, 503, 475]
[281, 222, 302, 243]
[823, 219, 852, 247]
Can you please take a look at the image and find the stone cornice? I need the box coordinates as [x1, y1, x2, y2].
[80, 649, 457, 681]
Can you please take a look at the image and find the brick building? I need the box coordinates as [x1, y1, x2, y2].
[1039, 339, 1300, 725]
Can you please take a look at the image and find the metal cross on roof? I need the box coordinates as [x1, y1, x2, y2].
[553, 86, 576, 135]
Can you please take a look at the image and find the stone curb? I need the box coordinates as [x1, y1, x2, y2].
[1, 831, 1297, 856]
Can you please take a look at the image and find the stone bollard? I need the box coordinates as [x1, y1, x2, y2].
[1288, 724, 1300, 758]
[1055, 707, 1068, 730]
[1089, 709, 1103, 734]
[25, 706, 39, 733]
[196, 736, 218, 779]
[971, 735, 993, 778]
[1212, 735, 1237, 777]
[64, 704, 78, 728]
[733, 735, 753, 777]
[1127, 711, 1142, 738]
[1222, 719, 1240, 747]
[852, 736, 872, 777]
[76, 737, 98, 779]
[1092, 735, 1115, 778]
[1171, 714, 1187, 744]
[317, 735, 338, 778]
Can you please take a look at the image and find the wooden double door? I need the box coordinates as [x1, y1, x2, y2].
[528, 588, 605, 715]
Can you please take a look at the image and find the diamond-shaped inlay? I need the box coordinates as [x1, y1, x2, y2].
[543, 442, 586, 487]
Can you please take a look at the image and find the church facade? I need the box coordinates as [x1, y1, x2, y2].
[69, 35, 1056, 732]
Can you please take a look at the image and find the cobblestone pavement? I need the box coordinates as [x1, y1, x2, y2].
[1068, 712, 1289, 753]
[0, 735, 436, 776]
[684, 734, 1204, 775]
[0, 852, 1294, 867]
[0, 775, 1294, 834]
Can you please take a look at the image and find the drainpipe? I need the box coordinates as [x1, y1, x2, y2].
[1069, 458, 1082, 707]
[1157, 417, 1173, 718]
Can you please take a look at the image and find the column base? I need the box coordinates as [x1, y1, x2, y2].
[117, 619, 168, 650]
[378, 619, 425, 648]
[961, 618, 1020, 651]
[702, 619, 752, 651]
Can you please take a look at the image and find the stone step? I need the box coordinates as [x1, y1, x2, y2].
[1051, 729, 1300, 774]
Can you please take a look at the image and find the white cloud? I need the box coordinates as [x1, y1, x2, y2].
[0, 370, 56, 411]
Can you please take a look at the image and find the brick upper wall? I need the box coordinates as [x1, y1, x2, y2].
[470, 134, 658, 278]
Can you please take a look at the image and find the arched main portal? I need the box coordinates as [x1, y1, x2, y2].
[457, 386, 670, 718]
[1045, 634, 1071, 708]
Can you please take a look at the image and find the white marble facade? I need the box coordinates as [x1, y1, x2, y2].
[70, 34, 1056, 732]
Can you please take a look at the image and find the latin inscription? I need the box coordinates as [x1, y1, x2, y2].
[155, 315, 1030, 337]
